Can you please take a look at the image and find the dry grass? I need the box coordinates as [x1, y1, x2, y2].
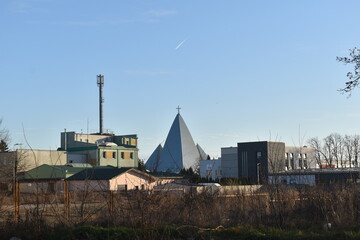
[0, 183, 359, 233]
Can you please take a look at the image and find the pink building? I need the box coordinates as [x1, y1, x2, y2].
[66, 167, 157, 192]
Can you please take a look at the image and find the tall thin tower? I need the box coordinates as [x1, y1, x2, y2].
[97, 74, 104, 134]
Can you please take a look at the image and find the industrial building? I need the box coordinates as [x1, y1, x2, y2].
[58, 131, 139, 168]
[199, 140, 360, 186]
[57, 74, 139, 169]
[199, 141, 318, 183]
[0, 149, 67, 181]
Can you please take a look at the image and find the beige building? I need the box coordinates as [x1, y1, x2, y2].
[60, 131, 139, 169]
[285, 146, 317, 170]
[0, 149, 66, 180]
[66, 168, 157, 192]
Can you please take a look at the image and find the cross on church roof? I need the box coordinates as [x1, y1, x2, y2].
[176, 105, 181, 114]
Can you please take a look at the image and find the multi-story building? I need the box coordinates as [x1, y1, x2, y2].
[237, 141, 285, 184]
[284, 146, 317, 170]
[58, 131, 139, 168]
[200, 141, 319, 184]
[220, 147, 238, 178]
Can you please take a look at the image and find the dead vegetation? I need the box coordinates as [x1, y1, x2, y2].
[0, 182, 360, 237]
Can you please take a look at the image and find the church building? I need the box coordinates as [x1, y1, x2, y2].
[145, 109, 208, 173]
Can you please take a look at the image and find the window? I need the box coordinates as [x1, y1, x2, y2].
[135, 186, 139, 191]
[112, 152, 116, 159]
[130, 152, 133, 159]
[117, 184, 127, 191]
[104, 151, 113, 159]
[304, 159, 308, 169]
[206, 170, 212, 176]
[141, 184, 145, 190]
[285, 153, 289, 169]
[256, 152, 262, 159]
[216, 170, 221, 176]
[121, 152, 124, 159]
[290, 153, 295, 169]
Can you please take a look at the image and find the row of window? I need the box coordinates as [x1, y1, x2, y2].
[206, 170, 222, 176]
[285, 153, 307, 159]
[102, 151, 134, 159]
[285, 152, 308, 170]
[117, 184, 145, 191]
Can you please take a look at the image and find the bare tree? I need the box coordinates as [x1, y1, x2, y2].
[328, 133, 345, 168]
[344, 135, 354, 167]
[353, 135, 360, 167]
[337, 47, 360, 94]
[308, 133, 360, 168]
[0, 119, 10, 152]
[308, 137, 323, 167]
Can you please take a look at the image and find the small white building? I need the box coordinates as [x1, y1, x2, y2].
[199, 158, 222, 180]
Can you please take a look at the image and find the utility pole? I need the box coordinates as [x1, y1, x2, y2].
[257, 163, 260, 185]
[97, 74, 104, 134]
[13, 143, 22, 222]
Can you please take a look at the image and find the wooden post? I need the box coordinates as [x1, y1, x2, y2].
[14, 181, 20, 223]
[108, 191, 113, 214]
[64, 181, 70, 220]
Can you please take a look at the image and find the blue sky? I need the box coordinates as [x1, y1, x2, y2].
[2, 0, 360, 159]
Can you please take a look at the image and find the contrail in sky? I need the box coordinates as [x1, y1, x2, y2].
[175, 39, 187, 50]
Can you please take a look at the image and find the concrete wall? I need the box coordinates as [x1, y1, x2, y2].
[196, 184, 262, 195]
[68, 180, 109, 191]
[67, 149, 98, 165]
[19, 181, 64, 193]
[269, 175, 316, 186]
[18, 149, 67, 171]
[267, 142, 286, 174]
[221, 147, 238, 178]
[0, 150, 67, 174]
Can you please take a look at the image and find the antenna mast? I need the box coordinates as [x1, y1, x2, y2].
[97, 74, 104, 134]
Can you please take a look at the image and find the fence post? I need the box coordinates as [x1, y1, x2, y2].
[14, 181, 20, 223]
[64, 181, 70, 220]
[108, 191, 114, 214]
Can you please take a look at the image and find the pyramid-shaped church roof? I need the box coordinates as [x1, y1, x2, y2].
[145, 113, 207, 173]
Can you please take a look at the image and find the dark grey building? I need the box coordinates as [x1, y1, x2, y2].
[238, 141, 285, 184]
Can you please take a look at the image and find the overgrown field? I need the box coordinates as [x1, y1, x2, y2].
[1, 183, 360, 239]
